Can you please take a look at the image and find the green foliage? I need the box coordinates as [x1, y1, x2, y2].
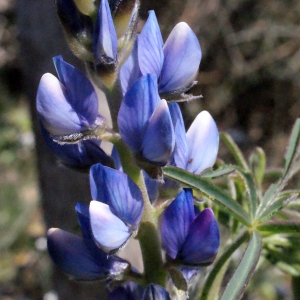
[163, 118, 300, 299]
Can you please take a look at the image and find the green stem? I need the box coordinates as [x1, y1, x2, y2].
[115, 139, 167, 286]
[138, 221, 167, 286]
[114, 139, 140, 183]
[136, 171, 168, 286]
[200, 230, 250, 300]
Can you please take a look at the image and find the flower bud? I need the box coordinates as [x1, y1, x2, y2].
[74, 0, 96, 16]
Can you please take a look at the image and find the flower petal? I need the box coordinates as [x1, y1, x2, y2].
[161, 189, 195, 259]
[90, 163, 144, 226]
[89, 201, 131, 252]
[93, 0, 118, 62]
[41, 125, 113, 169]
[142, 99, 175, 165]
[178, 266, 200, 284]
[142, 284, 171, 300]
[52, 56, 98, 126]
[47, 228, 129, 281]
[119, 39, 142, 95]
[160, 22, 201, 93]
[179, 208, 220, 265]
[118, 74, 160, 152]
[108, 282, 144, 300]
[37, 73, 82, 135]
[186, 111, 219, 174]
[138, 11, 164, 77]
[169, 103, 188, 168]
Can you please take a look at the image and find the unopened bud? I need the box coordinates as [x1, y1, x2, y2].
[74, 0, 96, 16]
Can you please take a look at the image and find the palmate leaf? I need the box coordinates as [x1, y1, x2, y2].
[220, 231, 262, 300]
[163, 166, 251, 226]
[257, 193, 298, 222]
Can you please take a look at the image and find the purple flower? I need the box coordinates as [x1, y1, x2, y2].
[161, 189, 220, 265]
[108, 282, 144, 300]
[89, 163, 144, 252]
[36, 56, 99, 136]
[120, 11, 201, 95]
[47, 203, 129, 281]
[41, 124, 114, 170]
[169, 103, 219, 174]
[118, 74, 175, 166]
[142, 284, 171, 300]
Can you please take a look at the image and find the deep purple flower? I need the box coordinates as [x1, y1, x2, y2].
[161, 189, 220, 265]
[142, 284, 171, 300]
[41, 124, 114, 170]
[108, 282, 144, 300]
[169, 103, 219, 174]
[36, 56, 99, 136]
[118, 74, 175, 166]
[89, 163, 144, 252]
[47, 203, 129, 281]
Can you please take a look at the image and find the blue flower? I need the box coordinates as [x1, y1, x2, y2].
[89, 163, 144, 252]
[169, 103, 219, 174]
[108, 283, 170, 300]
[118, 74, 175, 166]
[93, 0, 118, 65]
[36, 56, 99, 136]
[47, 202, 129, 281]
[161, 189, 220, 265]
[108, 282, 144, 300]
[40, 124, 114, 170]
[142, 284, 171, 300]
[120, 11, 201, 95]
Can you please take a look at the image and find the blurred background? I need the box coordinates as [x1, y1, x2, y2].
[0, 0, 300, 299]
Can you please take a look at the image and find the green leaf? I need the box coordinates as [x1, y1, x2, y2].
[233, 167, 258, 220]
[220, 132, 249, 171]
[256, 181, 281, 217]
[257, 220, 300, 234]
[201, 164, 236, 178]
[249, 147, 266, 187]
[257, 193, 298, 222]
[283, 118, 300, 177]
[163, 166, 251, 226]
[220, 231, 262, 300]
[200, 231, 249, 300]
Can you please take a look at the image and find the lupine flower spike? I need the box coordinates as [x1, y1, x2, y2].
[38, 0, 223, 297]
